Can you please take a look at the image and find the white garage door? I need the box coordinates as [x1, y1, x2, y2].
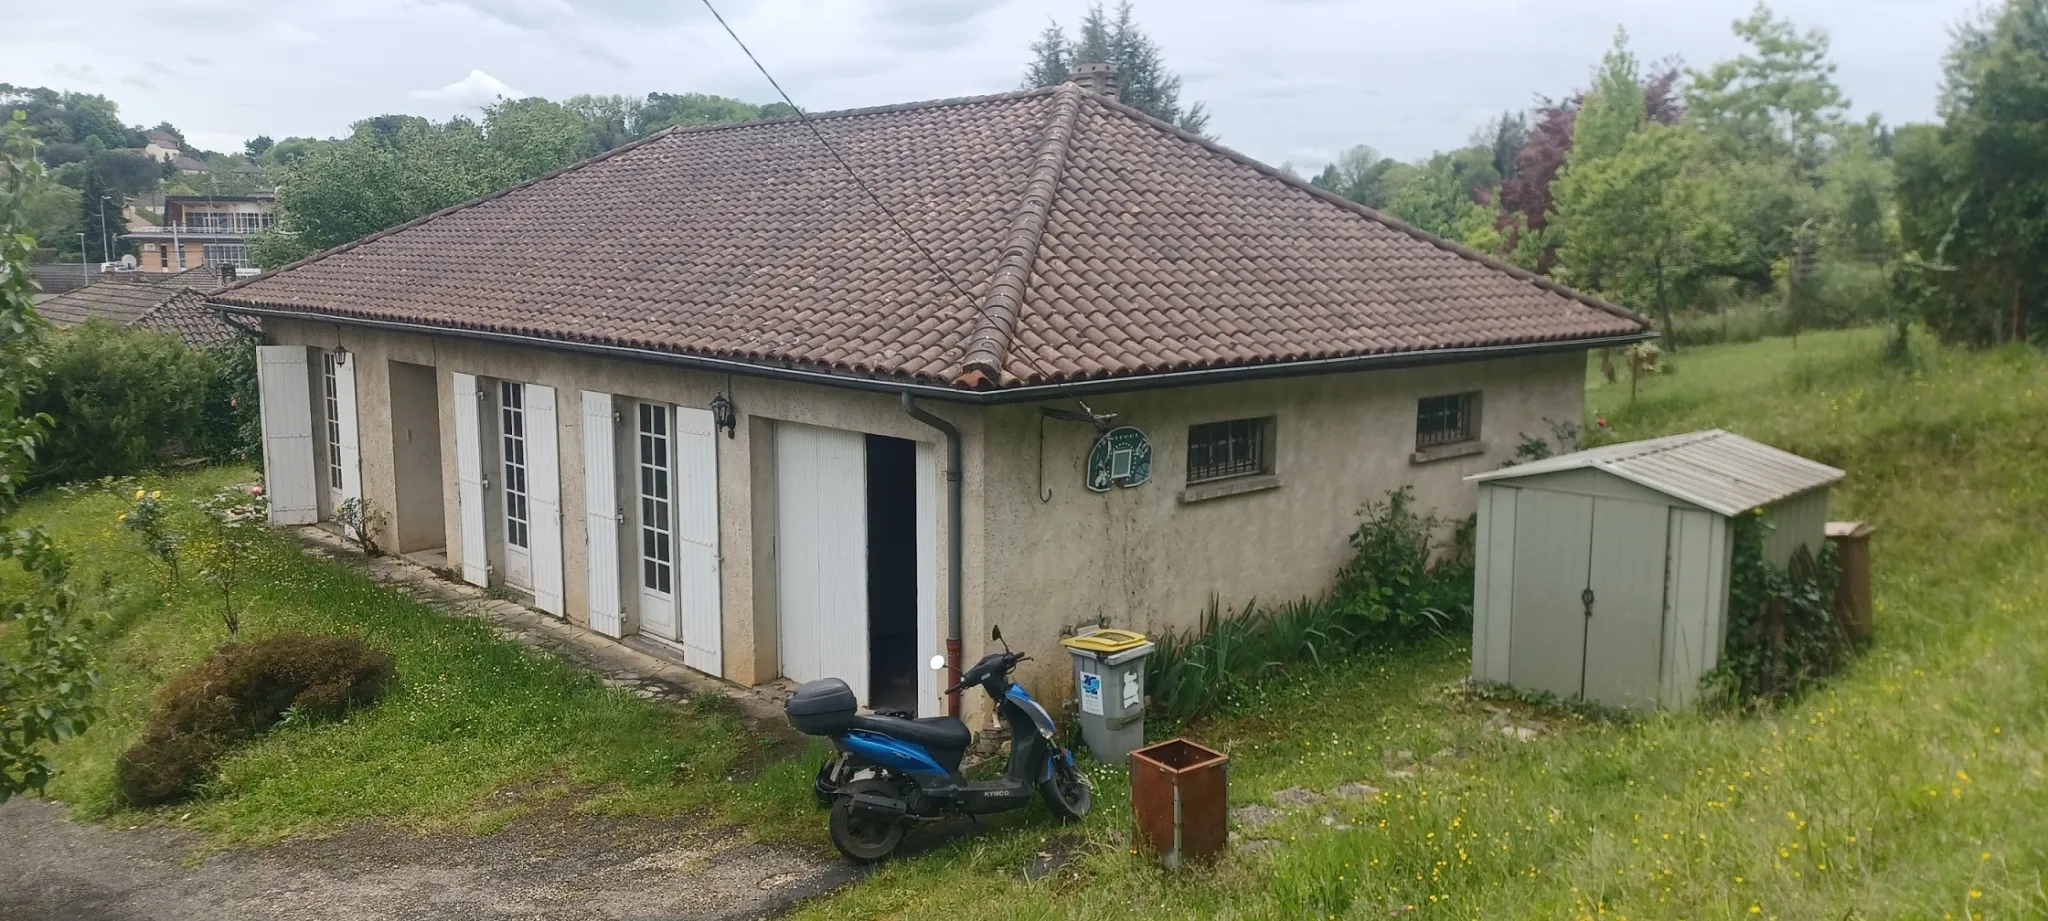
[775, 422, 869, 702]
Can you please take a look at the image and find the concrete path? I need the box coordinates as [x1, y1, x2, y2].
[0, 797, 859, 921]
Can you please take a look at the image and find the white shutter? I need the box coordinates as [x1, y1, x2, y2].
[526, 384, 565, 616]
[257, 345, 317, 525]
[916, 441, 940, 717]
[775, 422, 867, 700]
[451, 372, 489, 587]
[331, 352, 364, 536]
[675, 406, 722, 676]
[582, 391, 623, 638]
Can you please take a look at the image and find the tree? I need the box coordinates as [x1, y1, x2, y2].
[482, 97, 600, 184]
[1894, 0, 2048, 344]
[1554, 122, 1727, 344]
[261, 136, 329, 168]
[0, 112, 99, 801]
[1386, 149, 1498, 239]
[1309, 145, 1410, 209]
[1020, 1, 1210, 135]
[638, 92, 770, 133]
[85, 149, 160, 197]
[77, 167, 129, 263]
[564, 94, 644, 151]
[243, 135, 274, 159]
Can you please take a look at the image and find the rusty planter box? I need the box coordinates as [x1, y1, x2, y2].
[1129, 738, 1228, 868]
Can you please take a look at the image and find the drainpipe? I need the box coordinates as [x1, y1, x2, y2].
[901, 392, 964, 716]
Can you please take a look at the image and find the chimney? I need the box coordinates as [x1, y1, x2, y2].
[1072, 62, 1119, 102]
[221, 263, 237, 285]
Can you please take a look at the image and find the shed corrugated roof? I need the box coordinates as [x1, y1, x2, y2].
[1465, 430, 1844, 517]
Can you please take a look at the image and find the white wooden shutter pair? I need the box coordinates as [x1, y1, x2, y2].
[450, 375, 565, 614]
[579, 393, 719, 670]
[255, 345, 361, 529]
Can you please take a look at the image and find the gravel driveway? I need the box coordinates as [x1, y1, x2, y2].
[0, 797, 858, 921]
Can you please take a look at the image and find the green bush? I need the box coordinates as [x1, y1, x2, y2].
[23, 321, 215, 487]
[115, 633, 396, 806]
[1701, 513, 1853, 708]
[193, 341, 260, 464]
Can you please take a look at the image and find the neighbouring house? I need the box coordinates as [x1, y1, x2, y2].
[211, 75, 1652, 720]
[143, 130, 181, 164]
[127, 194, 278, 275]
[29, 262, 100, 302]
[39, 265, 247, 347]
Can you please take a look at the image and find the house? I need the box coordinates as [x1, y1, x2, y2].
[39, 265, 246, 347]
[127, 194, 278, 274]
[143, 130, 181, 164]
[211, 76, 1653, 720]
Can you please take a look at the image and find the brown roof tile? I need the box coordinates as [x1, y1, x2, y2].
[216, 86, 1648, 390]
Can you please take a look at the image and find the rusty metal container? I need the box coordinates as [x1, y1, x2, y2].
[1129, 738, 1228, 868]
[1826, 521, 1875, 642]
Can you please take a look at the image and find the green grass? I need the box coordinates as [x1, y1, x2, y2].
[2, 467, 822, 845]
[789, 327, 2048, 920]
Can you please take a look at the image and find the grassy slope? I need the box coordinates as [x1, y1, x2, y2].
[3, 467, 821, 845]
[793, 328, 2048, 920]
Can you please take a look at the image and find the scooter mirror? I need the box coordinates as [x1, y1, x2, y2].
[928, 654, 946, 671]
[991, 625, 1003, 642]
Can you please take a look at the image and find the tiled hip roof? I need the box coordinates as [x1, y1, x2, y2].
[215, 85, 1649, 392]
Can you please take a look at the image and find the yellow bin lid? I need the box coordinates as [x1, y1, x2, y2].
[1061, 628, 1149, 654]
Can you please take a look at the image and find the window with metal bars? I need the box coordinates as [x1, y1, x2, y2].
[1186, 417, 1272, 484]
[1415, 392, 1480, 449]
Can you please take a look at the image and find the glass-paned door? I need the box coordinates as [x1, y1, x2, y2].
[500, 380, 532, 590]
[322, 351, 344, 510]
[637, 402, 678, 639]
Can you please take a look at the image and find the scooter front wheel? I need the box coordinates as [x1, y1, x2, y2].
[828, 779, 906, 863]
[1041, 754, 1093, 821]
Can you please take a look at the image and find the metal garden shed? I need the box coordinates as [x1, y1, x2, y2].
[1463, 430, 1845, 708]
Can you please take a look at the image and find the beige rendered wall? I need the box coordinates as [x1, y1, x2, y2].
[976, 351, 1588, 700]
[262, 318, 978, 690]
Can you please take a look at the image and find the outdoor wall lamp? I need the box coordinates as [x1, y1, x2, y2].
[709, 392, 737, 439]
[333, 344, 350, 365]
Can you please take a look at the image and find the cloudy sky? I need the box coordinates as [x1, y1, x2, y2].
[5, 0, 1984, 170]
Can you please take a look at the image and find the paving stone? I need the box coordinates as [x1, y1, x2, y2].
[1230, 804, 1287, 831]
[1270, 786, 1323, 808]
[1329, 782, 1381, 800]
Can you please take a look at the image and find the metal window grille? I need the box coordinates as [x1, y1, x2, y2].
[322, 352, 343, 491]
[637, 402, 674, 595]
[1415, 392, 1479, 448]
[1186, 418, 1269, 483]
[500, 381, 530, 549]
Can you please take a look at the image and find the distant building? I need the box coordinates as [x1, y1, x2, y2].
[143, 130, 181, 164]
[126, 194, 279, 273]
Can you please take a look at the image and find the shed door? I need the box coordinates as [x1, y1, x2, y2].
[775, 422, 868, 701]
[1582, 498, 1671, 708]
[1507, 490, 1592, 699]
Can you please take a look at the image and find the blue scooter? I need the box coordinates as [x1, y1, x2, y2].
[785, 626, 1093, 862]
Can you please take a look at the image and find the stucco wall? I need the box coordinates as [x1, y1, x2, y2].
[262, 318, 979, 690]
[263, 316, 1584, 718]
[976, 352, 1588, 698]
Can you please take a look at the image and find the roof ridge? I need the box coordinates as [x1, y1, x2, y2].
[954, 84, 1085, 389]
[219, 87, 1067, 309]
[1070, 93, 1652, 329]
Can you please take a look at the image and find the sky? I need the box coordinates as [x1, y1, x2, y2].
[3, 0, 1987, 171]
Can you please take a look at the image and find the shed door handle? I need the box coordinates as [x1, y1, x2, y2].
[1581, 588, 1595, 613]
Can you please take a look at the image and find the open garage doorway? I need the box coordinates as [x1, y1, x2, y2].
[865, 434, 919, 713]
[775, 422, 937, 715]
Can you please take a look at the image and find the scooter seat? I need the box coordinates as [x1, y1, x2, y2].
[852, 713, 972, 754]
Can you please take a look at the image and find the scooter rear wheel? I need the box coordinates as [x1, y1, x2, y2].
[828, 779, 906, 863]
